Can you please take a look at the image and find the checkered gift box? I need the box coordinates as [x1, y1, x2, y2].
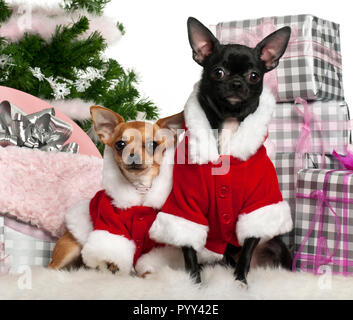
[0, 214, 56, 274]
[293, 169, 353, 275]
[272, 153, 340, 249]
[268, 100, 350, 154]
[215, 14, 344, 102]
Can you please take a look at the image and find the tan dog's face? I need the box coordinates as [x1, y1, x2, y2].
[90, 106, 183, 188]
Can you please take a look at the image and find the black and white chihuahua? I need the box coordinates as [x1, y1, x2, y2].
[182, 17, 292, 287]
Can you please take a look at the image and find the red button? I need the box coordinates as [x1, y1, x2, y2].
[217, 185, 229, 199]
[138, 217, 144, 221]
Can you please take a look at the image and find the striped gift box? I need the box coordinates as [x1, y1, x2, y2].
[268, 100, 350, 155]
[294, 169, 353, 275]
[0, 215, 56, 274]
[272, 153, 340, 250]
[215, 14, 344, 102]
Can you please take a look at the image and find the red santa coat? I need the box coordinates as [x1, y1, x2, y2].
[65, 146, 177, 274]
[89, 190, 161, 266]
[149, 85, 293, 263]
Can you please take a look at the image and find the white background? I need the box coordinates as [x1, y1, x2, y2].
[105, 0, 353, 117]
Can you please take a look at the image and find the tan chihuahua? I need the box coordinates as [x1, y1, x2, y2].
[49, 106, 184, 274]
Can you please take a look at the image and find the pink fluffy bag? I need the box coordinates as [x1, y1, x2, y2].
[0, 146, 103, 238]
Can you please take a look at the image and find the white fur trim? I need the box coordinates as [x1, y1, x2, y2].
[65, 200, 92, 245]
[103, 146, 174, 209]
[81, 230, 136, 274]
[103, 147, 144, 208]
[149, 212, 208, 251]
[143, 147, 174, 209]
[197, 247, 224, 264]
[228, 87, 275, 161]
[263, 137, 276, 160]
[134, 246, 184, 276]
[236, 201, 293, 246]
[184, 84, 276, 163]
[184, 88, 219, 164]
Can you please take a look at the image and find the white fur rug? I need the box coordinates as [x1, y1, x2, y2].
[0, 265, 352, 300]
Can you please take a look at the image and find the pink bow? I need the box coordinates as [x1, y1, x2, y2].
[294, 98, 326, 179]
[332, 147, 353, 170]
[294, 170, 353, 275]
[294, 97, 318, 153]
[294, 189, 341, 274]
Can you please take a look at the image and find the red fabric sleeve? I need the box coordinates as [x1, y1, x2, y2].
[240, 154, 283, 215]
[235, 152, 292, 245]
[89, 190, 132, 240]
[161, 161, 209, 227]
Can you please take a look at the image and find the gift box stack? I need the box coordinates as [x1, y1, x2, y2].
[0, 87, 103, 274]
[216, 15, 353, 275]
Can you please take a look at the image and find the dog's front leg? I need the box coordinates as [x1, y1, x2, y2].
[234, 237, 260, 287]
[182, 246, 201, 284]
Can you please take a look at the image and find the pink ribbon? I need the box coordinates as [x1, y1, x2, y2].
[294, 98, 326, 181]
[236, 18, 298, 47]
[236, 18, 277, 48]
[294, 170, 353, 275]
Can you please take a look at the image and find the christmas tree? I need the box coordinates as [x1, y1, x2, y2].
[0, 0, 158, 153]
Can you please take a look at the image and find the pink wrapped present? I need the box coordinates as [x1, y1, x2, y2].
[215, 14, 344, 102]
[294, 169, 353, 275]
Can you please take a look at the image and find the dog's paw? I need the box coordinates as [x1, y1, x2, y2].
[106, 262, 119, 274]
[234, 279, 248, 290]
[140, 271, 151, 278]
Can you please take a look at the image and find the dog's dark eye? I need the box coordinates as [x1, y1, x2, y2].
[115, 140, 126, 151]
[212, 68, 225, 80]
[249, 72, 260, 83]
[146, 141, 158, 154]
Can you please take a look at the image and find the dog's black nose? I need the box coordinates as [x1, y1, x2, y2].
[127, 153, 142, 165]
[231, 80, 243, 90]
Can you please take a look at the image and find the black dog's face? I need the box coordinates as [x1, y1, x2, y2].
[201, 44, 265, 110]
[188, 18, 291, 123]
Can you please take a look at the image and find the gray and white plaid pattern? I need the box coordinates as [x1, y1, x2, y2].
[0, 216, 56, 273]
[268, 100, 350, 154]
[272, 153, 340, 249]
[216, 14, 344, 102]
[295, 169, 353, 274]
[272, 153, 296, 248]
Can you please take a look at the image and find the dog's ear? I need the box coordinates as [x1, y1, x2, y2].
[90, 106, 124, 144]
[156, 111, 184, 148]
[255, 26, 291, 72]
[187, 17, 219, 66]
[156, 111, 184, 134]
